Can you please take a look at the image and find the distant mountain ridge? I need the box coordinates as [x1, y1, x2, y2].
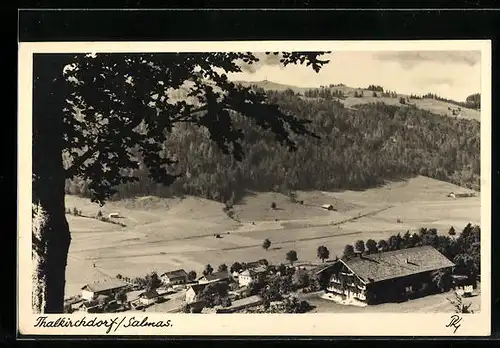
[232, 79, 481, 122]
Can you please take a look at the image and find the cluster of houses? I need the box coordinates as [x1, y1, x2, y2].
[74, 260, 273, 313]
[73, 245, 477, 313]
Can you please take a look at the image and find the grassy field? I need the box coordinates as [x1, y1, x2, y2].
[64, 175, 480, 314]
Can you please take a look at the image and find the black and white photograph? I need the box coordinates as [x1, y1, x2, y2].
[18, 40, 491, 336]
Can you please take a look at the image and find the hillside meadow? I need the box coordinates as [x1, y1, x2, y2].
[64, 176, 480, 298]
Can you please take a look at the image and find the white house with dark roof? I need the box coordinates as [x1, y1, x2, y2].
[139, 289, 160, 305]
[160, 269, 189, 286]
[238, 266, 267, 287]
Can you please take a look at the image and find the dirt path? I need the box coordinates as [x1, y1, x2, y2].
[73, 205, 393, 255]
[86, 230, 364, 261]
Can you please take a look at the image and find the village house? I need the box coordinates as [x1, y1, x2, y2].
[160, 269, 189, 286]
[139, 289, 160, 306]
[325, 245, 455, 305]
[78, 300, 101, 313]
[78, 294, 112, 313]
[238, 266, 267, 287]
[185, 283, 208, 304]
[80, 279, 128, 301]
[198, 271, 232, 285]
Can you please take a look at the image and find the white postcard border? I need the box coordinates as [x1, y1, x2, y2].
[18, 40, 492, 337]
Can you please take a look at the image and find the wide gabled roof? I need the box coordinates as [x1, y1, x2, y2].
[240, 266, 267, 276]
[341, 246, 455, 284]
[245, 261, 263, 269]
[202, 271, 231, 281]
[81, 279, 128, 293]
[161, 269, 188, 278]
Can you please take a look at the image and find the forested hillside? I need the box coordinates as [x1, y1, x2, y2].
[65, 88, 480, 203]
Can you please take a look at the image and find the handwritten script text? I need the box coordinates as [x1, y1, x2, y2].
[34, 316, 173, 334]
[445, 314, 463, 334]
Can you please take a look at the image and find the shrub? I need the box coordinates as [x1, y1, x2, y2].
[354, 240, 365, 254]
[449, 226, 456, 236]
[188, 270, 197, 281]
[230, 262, 242, 274]
[203, 264, 214, 276]
[262, 238, 271, 251]
[317, 245, 330, 262]
[365, 239, 378, 254]
[218, 264, 228, 273]
[342, 244, 355, 259]
[271, 202, 277, 210]
[286, 250, 298, 265]
[292, 269, 310, 289]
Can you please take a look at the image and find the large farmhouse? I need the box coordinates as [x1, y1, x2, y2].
[80, 279, 128, 301]
[160, 269, 188, 286]
[238, 266, 267, 287]
[326, 245, 455, 305]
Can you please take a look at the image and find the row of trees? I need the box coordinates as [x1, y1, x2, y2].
[65, 90, 480, 203]
[341, 223, 480, 279]
[304, 87, 346, 100]
[367, 85, 384, 92]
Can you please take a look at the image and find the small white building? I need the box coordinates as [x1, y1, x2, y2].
[78, 300, 100, 313]
[108, 213, 120, 218]
[160, 269, 189, 286]
[139, 289, 159, 306]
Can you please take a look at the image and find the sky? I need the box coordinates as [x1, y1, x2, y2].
[226, 51, 481, 102]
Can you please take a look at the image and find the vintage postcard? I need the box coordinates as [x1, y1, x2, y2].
[18, 40, 491, 337]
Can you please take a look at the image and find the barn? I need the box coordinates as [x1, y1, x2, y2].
[80, 279, 128, 301]
[325, 245, 455, 305]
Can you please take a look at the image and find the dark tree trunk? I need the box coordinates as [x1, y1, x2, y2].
[32, 54, 71, 313]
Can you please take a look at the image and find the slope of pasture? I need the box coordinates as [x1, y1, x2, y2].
[233, 191, 358, 223]
[64, 176, 480, 298]
[342, 95, 480, 121]
[332, 175, 479, 205]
